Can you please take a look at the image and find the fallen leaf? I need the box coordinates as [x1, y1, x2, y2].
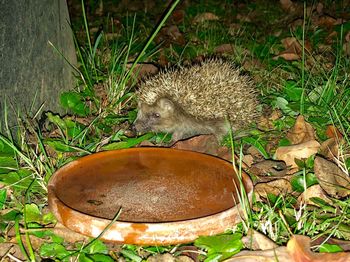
[242, 229, 278, 250]
[193, 12, 219, 24]
[227, 235, 350, 261]
[286, 115, 316, 144]
[297, 184, 333, 207]
[319, 138, 340, 160]
[156, 25, 186, 46]
[287, 235, 350, 262]
[279, 0, 294, 12]
[214, 44, 233, 54]
[248, 160, 287, 179]
[274, 37, 312, 61]
[255, 179, 292, 201]
[314, 156, 350, 198]
[242, 154, 254, 167]
[0, 243, 26, 261]
[226, 246, 290, 261]
[326, 125, 343, 139]
[171, 9, 185, 24]
[148, 253, 194, 262]
[171, 135, 219, 155]
[275, 140, 320, 169]
[126, 63, 159, 81]
[273, 52, 300, 61]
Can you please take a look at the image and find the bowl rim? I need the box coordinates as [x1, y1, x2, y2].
[48, 147, 253, 245]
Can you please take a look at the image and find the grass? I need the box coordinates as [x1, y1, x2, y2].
[1, 0, 350, 260]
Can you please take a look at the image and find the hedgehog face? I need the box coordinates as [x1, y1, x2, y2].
[133, 97, 178, 134]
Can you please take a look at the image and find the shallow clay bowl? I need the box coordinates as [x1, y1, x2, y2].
[48, 148, 253, 245]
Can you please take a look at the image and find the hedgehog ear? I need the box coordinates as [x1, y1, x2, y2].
[158, 98, 174, 113]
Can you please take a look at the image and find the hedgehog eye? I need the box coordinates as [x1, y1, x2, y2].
[154, 113, 161, 118]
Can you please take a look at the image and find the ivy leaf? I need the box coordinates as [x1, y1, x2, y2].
[194, 234, 243, 261]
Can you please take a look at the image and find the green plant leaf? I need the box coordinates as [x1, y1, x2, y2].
[0, 156, 17, 173]
[60, 92, 90, 116]
[45, 139, 79, 152]
[120, 249, 142, 262]
[84, 240, 108, 255]
[0, 189, 6, 209]
[25, 203, 42, 224]
[40, 242, 73, 260]
[241, 137, 269, 159]
[291, 173, 318, 192]
[284, 80, 303, 102]
[79, 253, 114, 262]
[319, 243, 343, 253]
[272, 97, 298, 116]
[194, 234, 243, 260]
[101, 133, 154, 150]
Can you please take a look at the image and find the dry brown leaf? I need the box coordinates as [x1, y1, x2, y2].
[242, 154, 254, 167]
[248, 160, 287, 178]
[171, 9, 185, 24]
[214, 44, 233, 54]
[287, 235, 350, 262]
[326, 125, 343, 139]
[319, 138, 340, 160]
[148, 253, 194, 262]
[275, 140, 320, 169]
[274, 37, 312, 61]
[193, 12, 219, 23]
[273, 52, 300, 61]
[287, 115, 316, 144]
[0, 243, 27, 261]
[254, 179, 292, 201]
[314, 156, 350, 198]
[279, 0, 294, 12]
[156, 25, 186, 46]
[242, 229, 278, 250]
[171, 135, 219, 155]
[227, 235, 350, 261]
[297, 184, 333, 207]
[343, 41, 350, 56]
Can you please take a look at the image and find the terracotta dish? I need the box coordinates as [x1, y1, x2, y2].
[48, 147, 253, 245]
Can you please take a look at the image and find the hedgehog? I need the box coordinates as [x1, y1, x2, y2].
[133, 59, 259, 142]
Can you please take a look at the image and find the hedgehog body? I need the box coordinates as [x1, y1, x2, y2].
[134, 59, 259, 142]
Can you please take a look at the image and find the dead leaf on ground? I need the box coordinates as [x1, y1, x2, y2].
[177, 246, 200, 262]
[275, 140, 320, 169]
[242, 154, 254, 167]
[171, 9, 185, 24]
[248, 160, 287, 181]
[297, 184, 333, 207]
[279, 0, 295, 12]
[156, 25, 186, 46]
[255, 179, 293, 201]
[274, 37, 312, 61]
[171, 135, 219, 156]
[148, 253, 194, 262]
[242, 229, 278, 250]
[214, 44, 233, 54]
[193, 12, 219, 24]
[311, 237, 350, 252]
[287, 235, 350, 262]
[0, 243, 26, 261]
[314, 156, 350, 198]
[315, 15, 342, 28]
[319, 138, 341, 160]
[287, 115, 316, 144]
[227, 235, 350, 262]
[326, 125, 343, 139]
